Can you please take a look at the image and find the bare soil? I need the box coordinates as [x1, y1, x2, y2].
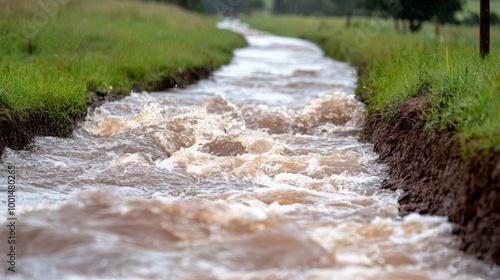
[364, 98, 500, 265]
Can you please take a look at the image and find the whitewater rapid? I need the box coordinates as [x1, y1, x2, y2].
[0, 19, 498, 280]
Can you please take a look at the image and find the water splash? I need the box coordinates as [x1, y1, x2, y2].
[0, 19, 498, 280]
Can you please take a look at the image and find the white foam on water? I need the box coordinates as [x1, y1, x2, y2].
[1, 18, 498, 280]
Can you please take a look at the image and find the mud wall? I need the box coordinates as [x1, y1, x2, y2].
[364, 98, 500, 265]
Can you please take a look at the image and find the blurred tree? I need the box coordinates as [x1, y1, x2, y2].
[356, 0, 465, 32]
[144, 0, 266, 15]
[237, 0, 265, 15]
[204, 0, 266, 16]
[272, 0, 337, 16]
[145, 0, 205, 13]
[330, 0, 353, 16]
[242, 0, 266, 15]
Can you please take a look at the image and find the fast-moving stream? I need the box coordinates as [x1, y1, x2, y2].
[1, 20, 498, 280]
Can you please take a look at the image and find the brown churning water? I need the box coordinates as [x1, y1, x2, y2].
[1, 19, 498, 280]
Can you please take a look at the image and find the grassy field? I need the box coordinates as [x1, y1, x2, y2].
[465, 0, 500, 14]
[245, 16, 500, 156]
[0, 0, 245, 135]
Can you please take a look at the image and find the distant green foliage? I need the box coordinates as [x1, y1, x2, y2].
[203, 0, 266, 16]
[465, 0, 500, 14]
[144, 0, 205, 12]
[272, 0, 337, 16]
[356, 0, 465, 31]
[245, 16, 500, 156]
[462, 10, 500, 25]
[241, 0, 266, 14]
[155, 0, 500, 18]
[460, 0, 500, 25]
[144, 0, 267, 15]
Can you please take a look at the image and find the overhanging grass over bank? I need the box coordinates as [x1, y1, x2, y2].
[245, 16, 500, 156]
[0, 0, 245, 136]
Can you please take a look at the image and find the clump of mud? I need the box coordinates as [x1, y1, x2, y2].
[200, 137, 246, 157]
[364, 98, 500, 265]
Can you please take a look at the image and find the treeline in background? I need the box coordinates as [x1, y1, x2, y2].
[146, 0, 500, 31]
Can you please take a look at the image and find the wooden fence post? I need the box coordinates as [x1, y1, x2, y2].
[480, 0, 490, 58]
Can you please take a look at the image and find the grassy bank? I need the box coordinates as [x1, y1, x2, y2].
[245, 16, 500, 156]
[0, 0, 245, 136]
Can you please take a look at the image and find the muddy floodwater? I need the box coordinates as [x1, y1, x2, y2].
[1, 20, 499, 280]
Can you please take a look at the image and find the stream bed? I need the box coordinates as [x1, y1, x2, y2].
[1, 19, 498, 280]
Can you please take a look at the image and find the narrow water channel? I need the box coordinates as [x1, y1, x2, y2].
[1, 19, 498, 279]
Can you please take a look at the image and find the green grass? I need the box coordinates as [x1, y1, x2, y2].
[465, 0, 500, 14]
[0, 0, 246, 135]
[244, 16, 500, 156]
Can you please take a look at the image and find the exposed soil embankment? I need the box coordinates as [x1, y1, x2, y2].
[364, 98, 500, 265]
[0, 67, 213, 156]
[0, 112, 65, 154]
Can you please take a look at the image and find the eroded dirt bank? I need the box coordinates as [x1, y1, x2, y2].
[364, 98, 500, 265]
[0, 67, 213, 156]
